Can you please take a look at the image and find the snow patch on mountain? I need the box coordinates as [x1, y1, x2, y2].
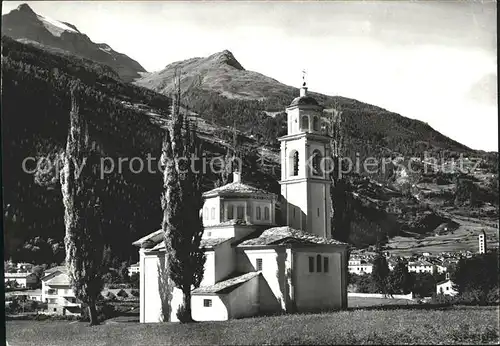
[36, 14, 78, 37]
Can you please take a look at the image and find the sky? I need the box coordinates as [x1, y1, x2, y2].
[2, 1, 498, 151]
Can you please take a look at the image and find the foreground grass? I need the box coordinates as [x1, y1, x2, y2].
[6, 305, 499, 345]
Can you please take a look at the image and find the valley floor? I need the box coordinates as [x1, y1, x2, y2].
[6, 305, 498, 345]
[386, 211, 499, 255]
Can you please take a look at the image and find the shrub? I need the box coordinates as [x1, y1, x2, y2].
[116, 289, 129, 298]
[106, 283, 131, 289]
[431, 293, 455, 305]
[130, 289, 139, 297]
[105, 291, 117, 301]
[176, 303, 191, 323]
[79, 302, 116, 323]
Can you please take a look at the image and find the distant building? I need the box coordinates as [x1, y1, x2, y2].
[7, 289, 43, 302]
[435, 264, 447, 274]
[16, 262, 34, 271]
[436, 275, 458, 296]
[4, 272, 38, 288]
[408, 260, 435, 275]
[128, 262, 140, 277]
[478, 230, 487, 254]
[41, 267, 81, 316]
[348, 260, 373, 275]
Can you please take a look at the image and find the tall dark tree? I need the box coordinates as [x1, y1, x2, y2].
[60, 84, 105, 325]
[371, 245, 390, 295]
[161, 71, 206, 323]
[451, 250, 499, 303]
[329, 107, 351, 242]
[387, 259, 413, 294]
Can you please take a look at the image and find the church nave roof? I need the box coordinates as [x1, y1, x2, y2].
[202, 181, 276, 198]
[235, 226, 347, 247]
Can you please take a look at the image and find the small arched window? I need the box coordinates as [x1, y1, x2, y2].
[256, 206, 261, 220]
[312, 150, 322, 176]
[211, 207, 215, 219]
[264, 207, 270, 220]
[301, 116, 309, 131]
[227, 205, 234, 219]
[203, 207, 208, 220]
[313, 116, 319, 131]
[289, 150, 299, 177]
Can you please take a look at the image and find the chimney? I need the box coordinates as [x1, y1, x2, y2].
[233, 171, 241, 183]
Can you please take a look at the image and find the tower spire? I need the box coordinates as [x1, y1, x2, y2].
[300, 70, 308, 97]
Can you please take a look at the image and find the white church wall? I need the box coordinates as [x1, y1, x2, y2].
[200, 251, 215, 287]
[281, 182, 308, 231]
[241, 248, 287, 312]
[192, 295, 228, 321]
[227, 275, 260, 318]
[214, 241, 236, 282]
[293, 250, 343, 311]
[202, 196, 221, 227]
[140, 251, 183, 323]
[308, 181, 331, 238]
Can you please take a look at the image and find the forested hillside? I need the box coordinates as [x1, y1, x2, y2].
[1, 36, 279, 264]
[2, 37, 498, 264]
[2, 36, 165, 263]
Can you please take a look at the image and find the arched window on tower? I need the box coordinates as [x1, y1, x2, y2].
[301, 115, 309, 131]
[312, 150, 322, 176]
[289, 150, 299, 177]
[313, 116, 320, 131]
[322, 122, 330, 135]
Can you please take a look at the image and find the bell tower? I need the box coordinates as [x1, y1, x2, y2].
[278, 78, 332, 238]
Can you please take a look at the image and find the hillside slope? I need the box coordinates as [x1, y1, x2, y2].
[2, 36, 497, 265]
[2, 4, 146, 82]
[135, 49, 473, 159]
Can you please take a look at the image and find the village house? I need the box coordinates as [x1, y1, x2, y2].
[133, 83, 349, 323]
[408, 260, 436, 274]
[6, 289, 43, 302]
[348, 259, 373, 275]
[4, 272, 38, 288]
[128, 262, 140, 277]
[41, 266, 81, 316]
[436, 274, 458, 296]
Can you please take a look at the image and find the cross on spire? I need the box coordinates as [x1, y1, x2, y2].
[302, 69, 307, 87]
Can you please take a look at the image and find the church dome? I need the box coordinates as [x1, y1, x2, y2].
[289, 95, 320, 107]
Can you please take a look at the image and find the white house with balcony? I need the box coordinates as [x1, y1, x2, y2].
[408, 260, 436, 274]
[436, 279, 458, 296]
[133, 83, 349, 323]
[348, 259, 373, 275]
[128, 262, 140, 277]
[41, 266, 81, 315]
[4, 272, 38, 288]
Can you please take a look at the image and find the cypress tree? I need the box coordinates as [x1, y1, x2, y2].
[161, 71, 205, 323]
[371, 245, 390, 295]
[60, 84, 105, 326]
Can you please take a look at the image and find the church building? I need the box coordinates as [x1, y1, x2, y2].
[133, 83, 349, 323]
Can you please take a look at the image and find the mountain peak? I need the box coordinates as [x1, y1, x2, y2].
[209, 50, 244, 70]
[16, 3, 36, 16]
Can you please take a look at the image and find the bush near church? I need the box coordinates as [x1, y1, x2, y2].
[116, 289, 129, 299]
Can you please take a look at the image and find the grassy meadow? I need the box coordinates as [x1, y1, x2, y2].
[6, 305, 499, 345]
